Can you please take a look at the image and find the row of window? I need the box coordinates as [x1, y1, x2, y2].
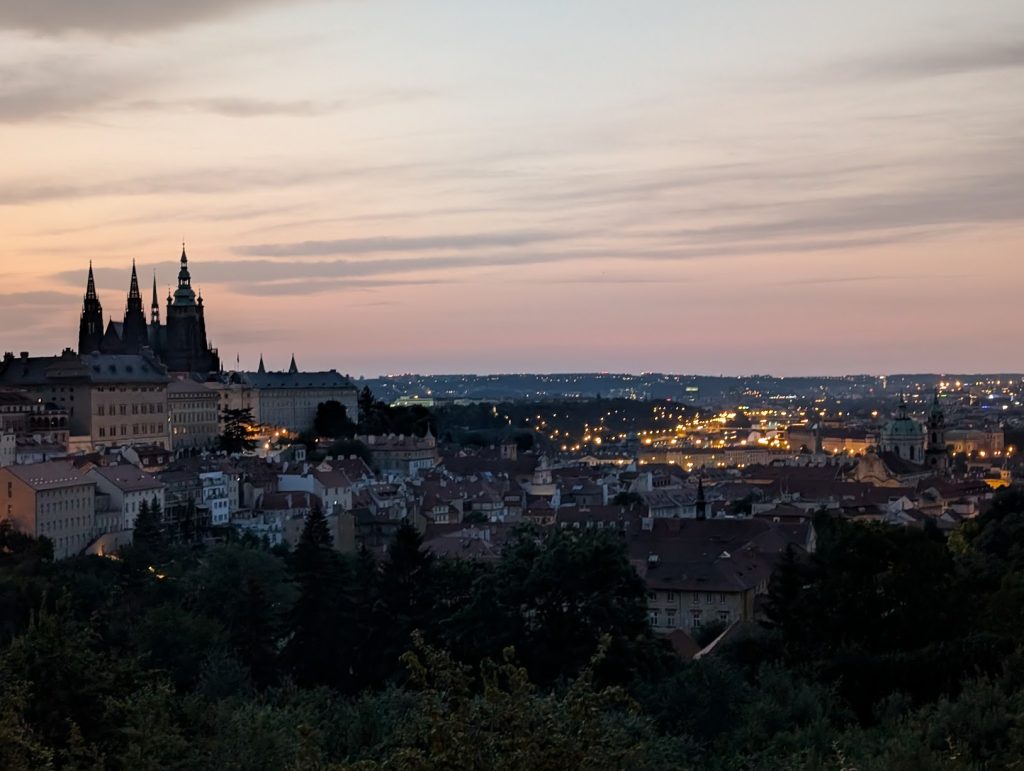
[39, 498, 90, 515]
[95, 387, 161, 393]
[40, 515, 90, 533]
[649, 608, 732, 629]
[98, 424, 163, 438]
[97, 403, 164, 416]
[649, 591, 729, 606]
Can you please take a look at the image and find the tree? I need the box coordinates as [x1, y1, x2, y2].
[612, 492, 645, 507]
[282, 504, 357, 690]
[444, 527, 661, 686]
[340, 634, 686, 771]
[220, 407, 258, 453]
[313, 400, 356, 439]
[356, 386, 437, 437]
[133, 498, 163, 552]
[363, 521, 437, 683]
[186, 544, 295, 687]
[0, 679, 54, 770]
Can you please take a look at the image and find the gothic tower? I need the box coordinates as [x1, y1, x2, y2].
[77, 262, 104, 354]
[162, 244, 219, 373]
[925, 389, 949, 472]
[121, 260, 149, 351]
[150, 273, 160, 325]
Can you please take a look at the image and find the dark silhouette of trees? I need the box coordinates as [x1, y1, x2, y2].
[220, 408, 258, 453]
[133, 498, 164, 553]
[313, 400, 356, 439]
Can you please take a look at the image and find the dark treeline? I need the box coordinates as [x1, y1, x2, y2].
[4, 490, 1024, 769]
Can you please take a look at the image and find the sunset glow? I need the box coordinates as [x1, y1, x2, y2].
[2, 0, 1022, 374]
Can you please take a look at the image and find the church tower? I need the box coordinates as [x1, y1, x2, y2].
[150, 273, 160, 325]
[880, 394, 926, 463]
[121, 260, 149, 351]
[162, 244, 219, 373]
[925, 389, 949, 472]
[77, 262, 104, 354]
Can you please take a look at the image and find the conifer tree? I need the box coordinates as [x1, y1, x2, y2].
[283, 503, 355, 690]
[133, 498, 163, 552]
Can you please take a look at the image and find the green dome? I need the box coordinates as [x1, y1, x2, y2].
[883, 417, 924, 438]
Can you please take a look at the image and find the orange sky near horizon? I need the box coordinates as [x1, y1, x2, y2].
[2, 0, 1023, 376]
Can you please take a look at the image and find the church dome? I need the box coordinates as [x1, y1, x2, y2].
[881, 397, 924, 440]
[882, 417, 924, 439]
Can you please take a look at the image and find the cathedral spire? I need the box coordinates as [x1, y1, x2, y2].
[128, 260, 141, 300]
[151, 272, 160, 324]
[122, 260, 148, 350]
[177, 241, 193, 293]
[85, 261, 98, 300]
[288, 354, 298, 374]
[258, 354, 266, 374]
[78, 261, 104, 355]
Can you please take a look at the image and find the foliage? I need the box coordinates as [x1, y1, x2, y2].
[133, 497, 164, 553]
[340, 634, 689, 771]
[357, 387, 435, 438]
[3, 488, 1024, 767]
[220, 407, 259, 453]
[314, 401, 357, 439]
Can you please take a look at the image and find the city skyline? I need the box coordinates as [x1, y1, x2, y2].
[2, 0, 1023, 375]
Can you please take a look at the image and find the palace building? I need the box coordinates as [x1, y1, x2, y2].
[77, 245, 220, 375]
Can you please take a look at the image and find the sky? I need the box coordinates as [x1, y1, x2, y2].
[1, 0, 1022, 377]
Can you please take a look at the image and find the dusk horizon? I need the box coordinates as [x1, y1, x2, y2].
[4, 0, 1023, 376]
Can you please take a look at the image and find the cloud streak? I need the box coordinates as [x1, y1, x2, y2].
[843, 40, 1024, 80]
[235, 230, 576, 257]
[0, 0, 320, 35]
[0, 161, 429, 206]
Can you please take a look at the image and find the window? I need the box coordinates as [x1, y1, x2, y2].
[705, 592, 714, 605]
[690, 610, 702, 628]
[691, 592, 700, 605]
[719, 593, 727, 604]
[666, 609, 677, 628]
[718, 611, 730, 623]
